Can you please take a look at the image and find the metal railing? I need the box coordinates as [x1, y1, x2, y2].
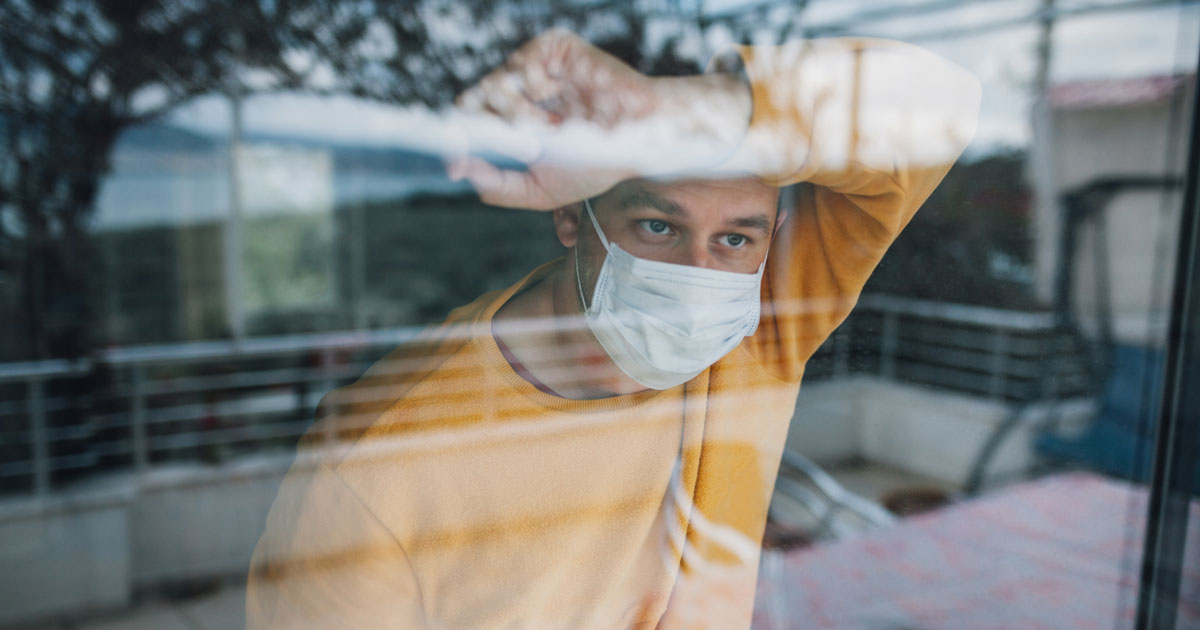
[806, 294, 1091, 401]
[0, 327, 426, 498]
[0, 294, 1090, 498]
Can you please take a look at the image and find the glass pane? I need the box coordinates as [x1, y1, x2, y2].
[0, 2, 1196, 628]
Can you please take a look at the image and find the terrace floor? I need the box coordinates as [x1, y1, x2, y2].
[17, 461, 958, 630]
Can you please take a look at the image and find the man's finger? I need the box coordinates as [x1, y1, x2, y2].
[485, 70, 564, 126]
[440, 111, 542, 164]
[444, 155, 469, 182]
[458, 157, 553, 210]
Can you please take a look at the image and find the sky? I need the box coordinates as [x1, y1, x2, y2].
[168, 0, 1200, 157]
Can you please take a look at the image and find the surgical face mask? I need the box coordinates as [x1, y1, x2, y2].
[575, 198, 766, 390]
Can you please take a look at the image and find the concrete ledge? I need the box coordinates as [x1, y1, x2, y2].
[788, 376, 1094, 486]
[0, 452, 296, 628]
[0, 478, 135, 627]
[0, 381, 1097, 627]
[132, 453, 295, 587]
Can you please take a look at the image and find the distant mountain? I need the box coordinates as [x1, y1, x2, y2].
[93, 119, 469, 230]
[116, 123, 218, 153]
[329, 144, 446, 177]
[112, 121, 445, 177]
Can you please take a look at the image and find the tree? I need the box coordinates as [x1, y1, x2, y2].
[312, 0, 710, 108]
[0, 0, 807, 360]
[0, 0, 368, 360]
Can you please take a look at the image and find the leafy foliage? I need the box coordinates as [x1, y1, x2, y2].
[0, 0, 365, 358]
[0, 0, 849, 359]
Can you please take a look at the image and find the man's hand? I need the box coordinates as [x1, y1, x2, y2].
[457, 29, 658, 130]
[447, 30, 752, 210]
[447, 30, 652, 210]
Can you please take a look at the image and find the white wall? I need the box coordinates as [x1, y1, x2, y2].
[0, 454, 293, 628]
[0, 379, 1095, 627]
[788, 377, 1093, 486]
[132, 455, 294, 586]
[1031, 80, 1194, 347]
[0, 485, 133, 627]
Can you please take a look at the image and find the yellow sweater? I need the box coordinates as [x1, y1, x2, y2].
[246, 39, 979, 630]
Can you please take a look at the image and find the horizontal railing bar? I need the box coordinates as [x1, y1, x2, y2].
[0, 442, 127, 478]
[0, 331, 412, 383]
[853, 311, 1053, 338]
[895, 360, 1089, 398]
[0, 365, 365, 417]
[0, 418, 310, 479]
[104, 328, 420, 366]
[0, 295, 1060, 382]
[0, 397, 74, 416]
[134, 391, 314, 427]
[138, 364, 362, 397]
[147, 419, 316, 451]
[858, 294, 1056, 330]
[2, 392, 325, 447]
[880, 321, 1048, 355]
[890, 344, 1048, 380]
[894, 362, 1005, 396]
[0, 293, 1096, 494]
[0, 359, 91, 382]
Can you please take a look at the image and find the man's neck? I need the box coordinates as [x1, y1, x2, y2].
[492, 261, 648, 399]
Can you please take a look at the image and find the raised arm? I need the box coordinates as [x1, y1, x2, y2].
[732, 38, 981, 380]
[448, 32, 980, 382]
[447, 29, 754, 210]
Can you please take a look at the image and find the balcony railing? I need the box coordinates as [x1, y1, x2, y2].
[0, 295, 1093, 498]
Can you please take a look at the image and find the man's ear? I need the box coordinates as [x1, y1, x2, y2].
[774, 207, 790, 235]
[552, 203, 583, 248]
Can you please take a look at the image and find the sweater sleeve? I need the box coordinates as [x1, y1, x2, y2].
[245, 457, 428, 629]
[728, 38, 981, 382]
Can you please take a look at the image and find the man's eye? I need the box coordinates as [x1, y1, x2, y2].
[639, 219, 672, 235]
[722, 234, 747, 248]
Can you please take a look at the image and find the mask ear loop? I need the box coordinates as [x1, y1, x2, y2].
[574, 242, 590, 311]
[575, 198, 610, 311]
[582, 198, 611, 249]
[757, 186, 789, 276]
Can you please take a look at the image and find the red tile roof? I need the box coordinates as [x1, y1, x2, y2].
[1050, 74, 1189, 109]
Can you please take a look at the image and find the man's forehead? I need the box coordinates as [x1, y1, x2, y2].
[601, 176, 780, 221]
[612, 174, 774, 196]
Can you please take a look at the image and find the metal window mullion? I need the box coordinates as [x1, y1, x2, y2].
[1136, 39, 1200, 630]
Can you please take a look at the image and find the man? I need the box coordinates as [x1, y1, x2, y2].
[246, 30, 979, 629]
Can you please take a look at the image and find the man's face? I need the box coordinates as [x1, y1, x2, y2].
[558, 176, 781, 313]
[571, 175, 779, 275]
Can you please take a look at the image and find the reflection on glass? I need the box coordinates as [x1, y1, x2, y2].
[243, 31, 981, 630]
[0, 2, 1197, 630]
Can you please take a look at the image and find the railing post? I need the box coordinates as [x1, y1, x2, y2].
[1043, 328, 1061, 402]
[321, 347, 337, 443]
[321, 347, 336, 397]
[131, 364, 148, 473]
[28, 376, 49, 497]
[881, 311, 898, 379]
[989, 329, 1010, 400]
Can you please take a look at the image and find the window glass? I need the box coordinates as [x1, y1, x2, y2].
[1, 1, 1197, 628]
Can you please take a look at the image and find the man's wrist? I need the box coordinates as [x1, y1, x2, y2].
[643, 73, 752, 173]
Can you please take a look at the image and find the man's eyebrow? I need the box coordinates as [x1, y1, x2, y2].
[616, 189, 772, 234]
[614, 191, 685, 216]
[727, 215, 773, 235]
